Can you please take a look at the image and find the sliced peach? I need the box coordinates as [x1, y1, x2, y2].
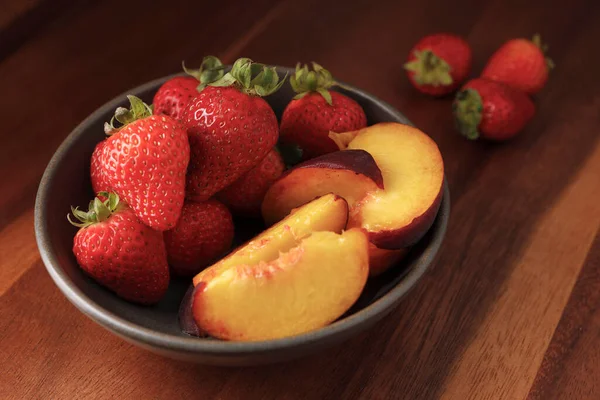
[263, 123, 444, 251]
[192, 193, 348, 287]
[192, 229, 369, 341]
[338, 123, 444, 249]
[262, 149, 383, 225]
[368, 244, 409, 277]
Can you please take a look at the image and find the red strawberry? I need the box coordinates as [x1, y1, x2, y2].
[182, 58, 284, 202]
[101, 95, 190, 231]
[279, 63, 367, 159]
[153, 56, 224, 120]
[481, 34, 553, 95]
[404, 33, 472, 96]
[68, 193, 169, 305]
[90, 140, 111, 194]
[164, 200, 234, 277]
[453, 78, 535, 141]
[217, 148, 285, 216]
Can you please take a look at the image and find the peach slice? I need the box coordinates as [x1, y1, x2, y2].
[262, 123, 444, 251]
[338, 123, 444, 249]
[262, 149, 383, 225]
[192, 229, 369, 341]
[368, 244, 409, 277]
[192, 193, 348, 287]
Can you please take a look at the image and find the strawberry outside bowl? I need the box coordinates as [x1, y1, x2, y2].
[34, 66, 450, 366]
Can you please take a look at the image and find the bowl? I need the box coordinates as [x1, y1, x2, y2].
[35, 66, 450, 366]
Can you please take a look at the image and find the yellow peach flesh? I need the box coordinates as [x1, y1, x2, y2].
[192, 193, 348, 286]
[345, 123, 444, 239]
[262, 168, 380, 225]
[193, 229, 369, 341]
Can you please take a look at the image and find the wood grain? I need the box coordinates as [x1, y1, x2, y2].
[442, 142, 600, 400]
[528, 231, 600, 399]
[1, 0, 599, 398]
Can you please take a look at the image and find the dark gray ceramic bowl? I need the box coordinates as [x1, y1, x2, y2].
[35, 66, 449, 366]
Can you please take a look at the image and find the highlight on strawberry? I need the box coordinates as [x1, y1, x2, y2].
[404, 33, 472, 96]
[183, 57, 286, 202]
[279, 62, 367, 159]
[68, 192, 170, 305]
[153, 55, 225, 120]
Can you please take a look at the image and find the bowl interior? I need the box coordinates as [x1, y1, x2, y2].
[36, 68, 445, 346]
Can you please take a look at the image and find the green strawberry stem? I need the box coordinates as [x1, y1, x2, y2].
[531, 33, 555, 70]
[404, 50, 453, 87]
[68, 192, 123, 228]
[182, 55, 225, 91]
[104, 95, 153, 135]
[289, 62, 347, 106]
[207, 58, 287, 97]
[453, 89, 483, 140]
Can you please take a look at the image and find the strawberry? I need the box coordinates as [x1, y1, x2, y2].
[182, 58, 285, 202]
[153, 56, 224, 120]
[68, 192, 169, 305]
[101, 95, 190, 231]
[481, 34, 553, 95]
[404, 33, 472, 96]
[279, 63, 367, 159]
[90, 140, 111, 194]
[217, 148, 285, 216]
[453, 78, 535, 141]
[164, 200, 234, 276]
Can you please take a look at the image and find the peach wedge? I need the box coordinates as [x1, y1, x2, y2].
[192, 193, 349, 287]
[262, 123, 443, 251]
[192, 228, 369, 341]
[368, 244, 409, 277]
[262, 149, 383, 225]
[339, 123, 444, 249]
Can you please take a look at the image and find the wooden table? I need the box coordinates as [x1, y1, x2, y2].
[1, 0, 599, 398]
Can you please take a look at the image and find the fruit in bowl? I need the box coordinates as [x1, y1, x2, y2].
[35, 57, 449, 365]
[262, 123, 444, 274]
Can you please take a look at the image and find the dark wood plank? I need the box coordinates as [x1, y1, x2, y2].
[1, 0, 600, 398]
[528, 231, 600, 399]
[0, 0, 86, 62]
[0, 0, 43, 30]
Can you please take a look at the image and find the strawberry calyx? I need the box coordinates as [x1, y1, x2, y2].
[289, 62, 344, 106]
[68, 192, 123, 228]
[404, 50, 453, 87]
[531, 33, 555, 70]
[182, 55, 225, 91]
[206, 57, 287, 97]
[104, 95, 153, 135]
[453, 88, 483, 140]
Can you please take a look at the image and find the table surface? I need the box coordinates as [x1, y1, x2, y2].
[1, 0, 599, 398]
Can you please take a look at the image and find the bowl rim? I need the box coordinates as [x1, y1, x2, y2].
[35, 67, 450, 355]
